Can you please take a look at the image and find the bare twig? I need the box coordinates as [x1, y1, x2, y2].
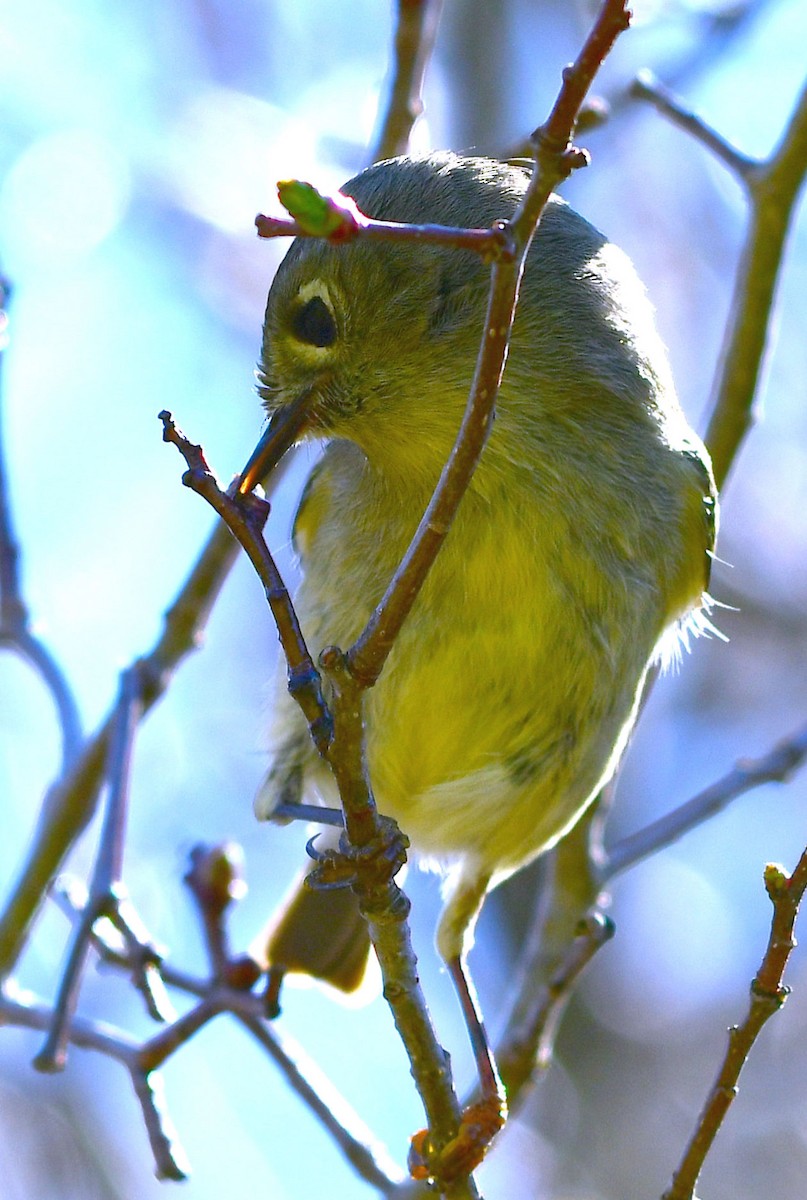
[662, 849, 807, 1200]
[241, 1013, 408, 1194]
[7, 839, 407, 1192]
[130, 1069, 191, 1181]
[348, 0, 631, 688]
[0, 277, 83, 768]
[633, 71, 807, 490]
[180, 843, 406, 1192]
[0, 632, 83, 766]
[0, 979, 191, 1180]
[0, 517, 241, 977]
[159, 412, 332, 754]
[374, 0, 444, 163]
[32, 667, 171, 1073]
[602, 722, 807, 880]
[493, 813, 614, 1108]
[162, 420, 467, 1193]
[632, 70, 755, 178]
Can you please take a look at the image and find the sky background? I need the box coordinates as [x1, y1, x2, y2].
[1, 1, 807, 1197]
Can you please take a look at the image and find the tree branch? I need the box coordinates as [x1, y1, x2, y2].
[602, 721, 807, 880]
[662, 849, 807, 1200]
[0, 518, 241, 976]
[348, 0, 631, 688]
[633, 71, 807, 490]
[373, 0, 444, 163]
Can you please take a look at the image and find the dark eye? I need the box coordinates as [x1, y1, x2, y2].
[291, 296, 337, 347]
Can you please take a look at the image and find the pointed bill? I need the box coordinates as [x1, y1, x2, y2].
[237, 387, 315, 494]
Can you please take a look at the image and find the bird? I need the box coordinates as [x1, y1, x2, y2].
[239, 151, 717, 1173]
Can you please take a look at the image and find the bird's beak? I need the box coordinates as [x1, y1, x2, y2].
[237, 387, 315, 495]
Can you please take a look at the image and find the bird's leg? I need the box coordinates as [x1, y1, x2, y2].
[409, 869, 507, 1182]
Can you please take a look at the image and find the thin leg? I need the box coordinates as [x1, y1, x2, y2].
[409, 955, 507, 1182]
[447, 955, 506, 1109]
[409, 866, 508, 1183]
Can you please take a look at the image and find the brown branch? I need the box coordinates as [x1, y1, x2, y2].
[159, 411, 332, 755]
[633, 71, 807, 491]
[130, 1070, 191, 1182]
[631, 70, 755, 179]
[256, 210, 516, 262]
[162, 423, 468, 1194]
[8, 841, 407, 1192]
[373, 0, 444, 163]
[348, 0, 631, 689]
[493, 813, 614, 1107]
[662, 849, 807, 1200]
[240, 1014, 408, 1194]
[0, 980, 190, 1181]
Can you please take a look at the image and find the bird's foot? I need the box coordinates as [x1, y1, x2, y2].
[408, 1095, 507, 1183]
[306, 815, 409, 891]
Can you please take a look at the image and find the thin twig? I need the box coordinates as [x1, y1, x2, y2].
[602, 721, 807, 880]
[1, 631, 83, 768]
[240, 1013, 406, 1194]
[19, 838, 407, 1192]
[0, 978, 139, 1061]
[1, 978, 191, 1177]
[159, 412, 332, 755]
[631, 70, 755, 179]
[255, 211, 516, 262]
[32, 668, 164, 1072]
[160, 426, 464, 1188]
[374, 0, 444, 163]
[493, 811, 613, 1107]
[0, 278, 83, 768]
[130, 1069, 191, 1181]
[0, 518, 241, 977]
[347, 0, 630, 689]
[662, 849, 807, 1200]
[633, 71, 807, 490]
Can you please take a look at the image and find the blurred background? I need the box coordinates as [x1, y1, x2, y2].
[1, 0, 806, 1196]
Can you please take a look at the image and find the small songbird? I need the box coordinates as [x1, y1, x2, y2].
[242, 151, 717, 1096]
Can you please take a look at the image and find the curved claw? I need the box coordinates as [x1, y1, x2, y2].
[305, 835, 358, 890]
[305, 832, 327, 863]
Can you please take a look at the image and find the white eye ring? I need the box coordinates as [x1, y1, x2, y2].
[296, 279, 334, 308]
[290, 280, 338, 352]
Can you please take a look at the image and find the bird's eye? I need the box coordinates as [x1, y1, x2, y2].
[291, 296, 338, 348]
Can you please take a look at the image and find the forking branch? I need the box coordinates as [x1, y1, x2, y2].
[2, 2, 807, 1195]
[633, 69, 807, 490]
[488, 61, 807, 1172]
[163, 5, 632, 1190]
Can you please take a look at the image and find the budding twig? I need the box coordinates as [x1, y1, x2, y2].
[256, 210, 517, 263]
[348, 0, 632, 688]
[662, 849, 807, 1200]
